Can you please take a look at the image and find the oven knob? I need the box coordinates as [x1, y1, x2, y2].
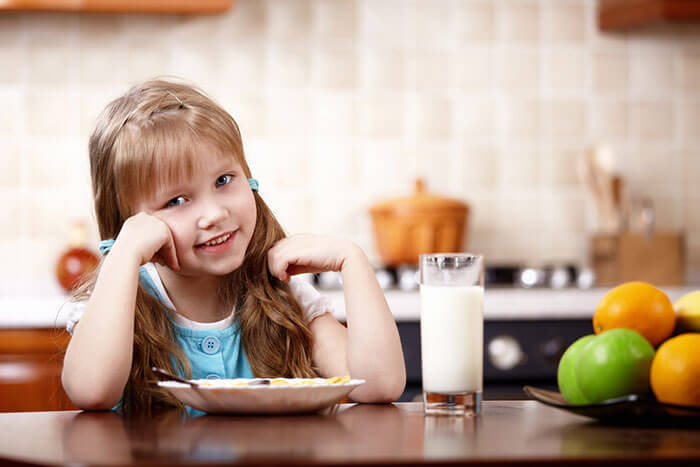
[487, 335, 526, 371]
[540, 337, 565, 364]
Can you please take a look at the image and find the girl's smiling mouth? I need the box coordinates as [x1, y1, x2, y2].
[196, 231, 236, 253]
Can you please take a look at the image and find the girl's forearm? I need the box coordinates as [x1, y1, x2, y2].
[340, 245, 406, 402]
[62, 249, 140, 409]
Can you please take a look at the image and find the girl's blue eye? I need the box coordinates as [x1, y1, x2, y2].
[166, 196, 186, 208]
[216, 174, 233, 187]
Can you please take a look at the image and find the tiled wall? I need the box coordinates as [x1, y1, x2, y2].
[1, 0, 699, 293]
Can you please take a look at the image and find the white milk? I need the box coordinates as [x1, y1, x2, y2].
[420, 285, 483, 394]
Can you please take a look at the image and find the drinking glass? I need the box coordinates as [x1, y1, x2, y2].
[420, 253, 484, 416]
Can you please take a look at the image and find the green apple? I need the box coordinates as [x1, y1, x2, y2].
[557, 334, 596, 405]
[557, 329, 655, 405]
[575, 329, 655, 404]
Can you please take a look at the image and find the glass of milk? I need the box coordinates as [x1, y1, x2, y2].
[420, 253, 484, 416]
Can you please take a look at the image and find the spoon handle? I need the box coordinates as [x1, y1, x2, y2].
[151, 367, 198, 388]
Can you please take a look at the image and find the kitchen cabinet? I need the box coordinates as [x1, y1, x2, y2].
[0, 0, 232, 14]
[599, 0, 700, 30]
[0, 328, 75, 412]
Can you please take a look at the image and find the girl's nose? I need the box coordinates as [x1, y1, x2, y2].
[197, 202, 228, 230]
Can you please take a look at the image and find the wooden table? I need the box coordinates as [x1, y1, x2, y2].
[0, 402, 698, 466]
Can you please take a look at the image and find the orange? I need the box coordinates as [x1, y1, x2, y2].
[593, 281, 675, 347]
[650, 333, 700, 407]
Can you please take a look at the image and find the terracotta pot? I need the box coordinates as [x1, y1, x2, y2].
[369, 179, 469, 266]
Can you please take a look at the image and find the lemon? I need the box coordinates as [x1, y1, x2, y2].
[673, 291, 700, 332]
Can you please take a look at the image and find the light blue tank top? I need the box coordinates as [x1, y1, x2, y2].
[136, 266, 255, 416]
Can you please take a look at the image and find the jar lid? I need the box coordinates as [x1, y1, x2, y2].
[369, 179, 468, 215]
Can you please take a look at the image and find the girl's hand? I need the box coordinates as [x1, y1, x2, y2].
[267, 234, 359, 283]
[112, 212, 180, 271]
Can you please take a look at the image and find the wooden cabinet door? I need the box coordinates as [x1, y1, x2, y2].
[0, 329, 76, 412]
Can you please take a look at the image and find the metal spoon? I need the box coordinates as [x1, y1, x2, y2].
[151, 367, 199, 388]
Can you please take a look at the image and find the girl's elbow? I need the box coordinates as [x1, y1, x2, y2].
[62, 372, 119, 411]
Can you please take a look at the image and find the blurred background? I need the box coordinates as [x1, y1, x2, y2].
[1, 0, 700, 409]
[0, 0, 698, 294]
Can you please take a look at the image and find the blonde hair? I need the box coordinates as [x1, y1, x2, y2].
[74, 78, 316, 411]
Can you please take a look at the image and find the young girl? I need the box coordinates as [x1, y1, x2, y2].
[61, 78, 406, 412]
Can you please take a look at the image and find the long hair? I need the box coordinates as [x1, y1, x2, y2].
[72, 78, 316, 411]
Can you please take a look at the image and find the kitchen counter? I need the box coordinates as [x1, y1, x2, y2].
[0, 402, 698, 466]
[0, 286, 698, 328]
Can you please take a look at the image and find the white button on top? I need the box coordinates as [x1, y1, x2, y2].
[201, 336, 221, 354]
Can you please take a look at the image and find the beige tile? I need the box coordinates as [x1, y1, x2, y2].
[592, 53, 628, 95]
[0, 142, 21, 190]
[358, 93, 404, 139]
[169, 47, 220, 92]
[266, 93, 312, 139]
[551, 147, 583, 186]
[498, 146, 540, 189]
[501, 50, 540, 90]
[219, 44, 266, 90]
[27, 141, 82, 190]
[546, 194, 587, 232]
[312, 94, 357, 138]
[312, 46, 357, 89]
[680, 101, 700, 144]
[222, 0, 266, 40]
[498, 195, 543, 231]
[451, 48, 495, 90]
[636, 149, 681, 187]
[27, 46, 78, 85]
[455, 0, 494, 42]
[125, 15, 177, 47]
[127, 48, 169, 83]
[310, 140, 360, 192]
[504, 100, 539, 139]
[311, 191, 369, 236]
[265, 43, 310, 89]
[551, 3, 585, 42]
[633, 101, 675, 142]
[360, 141, 413, 198]
[27, 191, 71, 240]
[79, 87, 121, 141]
[502, 1, 540, 42]
[680, 53, 700, 92]
[0, 90, 23, 136]
[360, 0, 407, 49]
[461, 146, 498, 188]
[0, 12, 23, 46]
[684, 200, 700, 232]
[222, 93, 268, 139]
[547, 49, 585, 90]
[415, 0, 454, 50]
[468, 197, 501, 233]
[416, 144, 453, 193]
[632, 54, 676, 94]
[588, 100, 628, 140]
[550, 100, 586, 141]
[360, 50, 404, 89]
[25, 89, 77, 138]
[0, 48, 25, 83]
[648, 197, 683, 230]
[462, 98, 497, 141]
[79, 47, 130, 85]
[23, 13, 78, 48]
[412, 95, 452, 140]
[682, 151, 700, 197]
[414, 52, 450, 90]
[266, 0, 311, 39]
[171, 15, 225, 46]
[77, 14, 124, 48]
[312, 0, 357, 39]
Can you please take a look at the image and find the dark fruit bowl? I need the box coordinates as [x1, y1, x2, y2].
[524, 386, 700, 427]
